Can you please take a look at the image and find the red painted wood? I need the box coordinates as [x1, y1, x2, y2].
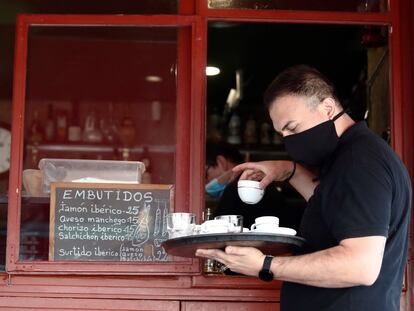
[7, 14, 29, 273]
[389, 3, 403, 158]
[179, 1, 195, 15]
[192, 275, 282, 289]
[0, 274, 281, 302]
[395, 0, 414, 309]
[199, 7, 391, 25]
[182, 301, 279, 311]
[0, 297, 180, 310]
[175, 27, 192, 213]
[189, 17, 207, 225]
[15, 14, 198, 26]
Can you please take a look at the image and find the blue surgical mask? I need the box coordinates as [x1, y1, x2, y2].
[205, 178, 228, 198]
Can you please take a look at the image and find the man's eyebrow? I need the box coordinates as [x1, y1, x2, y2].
[281, 120, 295, 132]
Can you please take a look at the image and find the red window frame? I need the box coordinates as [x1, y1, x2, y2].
[7, 14, 206, 274]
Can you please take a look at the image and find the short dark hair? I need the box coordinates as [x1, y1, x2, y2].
[206, 142, 244, 167]
[263, 64, 340, 109]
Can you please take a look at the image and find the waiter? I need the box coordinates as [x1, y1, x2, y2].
[196, 64, 412, 311]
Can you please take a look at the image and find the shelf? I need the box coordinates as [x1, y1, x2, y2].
[26, 143, 176, 154]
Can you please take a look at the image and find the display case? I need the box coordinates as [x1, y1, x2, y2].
[6, 14, 205, 274]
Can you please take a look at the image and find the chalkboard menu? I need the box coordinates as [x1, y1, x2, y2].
[49, 182, 174, 262]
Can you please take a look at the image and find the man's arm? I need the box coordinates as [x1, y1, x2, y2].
[270, 236, 385, 287]
[233, 161, 318, 201]
[196, 236, 386, 288]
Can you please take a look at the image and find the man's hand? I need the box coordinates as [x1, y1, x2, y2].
[196, 236, 386, 288]
[233, 160, 294, 189]
[196, 246, 265, 277]
[233, 160, 318, 201]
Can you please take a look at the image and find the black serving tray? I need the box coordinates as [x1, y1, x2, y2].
[161, 232, 305, 258]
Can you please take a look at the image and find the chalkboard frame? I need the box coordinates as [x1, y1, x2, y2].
[49, 182, 174, 262]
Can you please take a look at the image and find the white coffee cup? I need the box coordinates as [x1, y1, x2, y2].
[251, 223, 279, 232]
[201, 219, 232, 234]
[237, 180, 264, 204]
[250, 216, 279, 231]
[255, 216, 279, 226]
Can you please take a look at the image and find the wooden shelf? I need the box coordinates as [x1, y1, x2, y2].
[26, 144, 176, 154]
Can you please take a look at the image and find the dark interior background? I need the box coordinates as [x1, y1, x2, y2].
[207, 22, 370, 127]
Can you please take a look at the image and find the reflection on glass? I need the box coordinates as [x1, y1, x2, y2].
[208, 0, 388, 12]
[20, 25, 181, 261]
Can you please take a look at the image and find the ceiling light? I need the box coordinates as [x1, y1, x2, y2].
[145, 75, 163, 82]
[206, 66, 220, 76]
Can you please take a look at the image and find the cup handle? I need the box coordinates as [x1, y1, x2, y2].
[250, 224, 257, 230]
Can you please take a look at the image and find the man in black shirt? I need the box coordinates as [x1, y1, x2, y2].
[196, 65, 412, 311]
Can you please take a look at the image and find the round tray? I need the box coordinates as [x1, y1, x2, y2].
[161, 233, 305, 258]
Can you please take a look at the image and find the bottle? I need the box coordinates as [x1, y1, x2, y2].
[56, 110, 68, 142]
[44, 104, 55, 142]
[101, 102, 118, 144]
[118, 116, 136, 147]
[119, 104, 136, 148]
[202, 207, 222, 275]
[29, 109, 44, 144]
[227, 112, 241, 145]
[141, 155, 152, 184]
[207, 107, 223, 142]
[260, 122, 271, 145]
[68, 103, 82, 143]
[243, 114, 257, 145]
[83, 109, 103, 143]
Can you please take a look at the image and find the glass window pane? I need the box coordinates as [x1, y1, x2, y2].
[21, 25, 180, 261]
[205, 22, 389, 233]
[208, 0, 388, 12]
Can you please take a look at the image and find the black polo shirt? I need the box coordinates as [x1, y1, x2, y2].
[281, 121, 412, 311]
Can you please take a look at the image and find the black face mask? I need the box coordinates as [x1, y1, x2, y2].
[283, 110, 346, 167]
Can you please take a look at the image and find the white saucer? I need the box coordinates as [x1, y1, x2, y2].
[250, 227, 297, 236]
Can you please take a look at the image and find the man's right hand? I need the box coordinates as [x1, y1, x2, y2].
[233, 161, 318, 201]
[232, 160, 295, 189]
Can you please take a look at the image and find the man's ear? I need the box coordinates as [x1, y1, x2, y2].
[216, 155, 229, 170]
[320, 97, 337, 119]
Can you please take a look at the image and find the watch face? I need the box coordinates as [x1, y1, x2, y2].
[0, 127, 11, 174]
[259, 270, 274, 282]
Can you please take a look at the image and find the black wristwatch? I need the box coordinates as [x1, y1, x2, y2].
[258, 255, 274, 282]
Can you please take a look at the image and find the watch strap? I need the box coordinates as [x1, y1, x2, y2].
[262, 255, 273, 272]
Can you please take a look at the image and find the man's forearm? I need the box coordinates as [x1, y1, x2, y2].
[271, 245, 378, 288]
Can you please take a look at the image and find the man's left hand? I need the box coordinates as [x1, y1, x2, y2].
[196, 246, 265, 277]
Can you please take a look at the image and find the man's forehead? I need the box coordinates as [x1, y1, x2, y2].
[269, 95, 310, 129]
[270, 95, 302, 118]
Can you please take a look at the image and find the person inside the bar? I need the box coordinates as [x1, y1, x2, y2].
[197, 65, 412, 311]
[205, 141, 302, 229]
